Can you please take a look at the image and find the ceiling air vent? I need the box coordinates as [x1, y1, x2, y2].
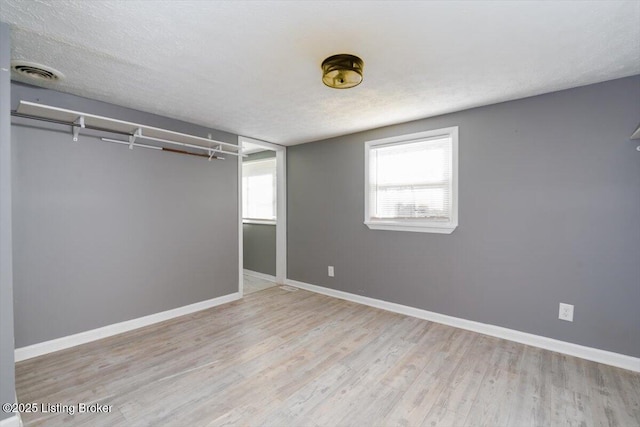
[10, 61, 64, 82]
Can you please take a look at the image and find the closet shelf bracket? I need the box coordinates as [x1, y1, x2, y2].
[72, 116, 85, 142]
[129, 128, 142, 150]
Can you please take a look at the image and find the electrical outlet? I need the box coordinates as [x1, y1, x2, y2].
[328, 266, 334, 277]
[559, 303, 574, 322]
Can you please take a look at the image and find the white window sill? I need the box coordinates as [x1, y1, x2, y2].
[364, 221, 457, 234]
[243, 219, 276, 225]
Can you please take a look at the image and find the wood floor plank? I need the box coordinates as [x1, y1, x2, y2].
[507, 346, 555, 427]
[243, 274, 276, 295]
[15, 286, 640, 427]
[419, 335, 495, 426]
[462, 366, 518, 427]
[550, 386, 593, 427]
[586, 362, 640, 427]
[381, 329, 477, 426]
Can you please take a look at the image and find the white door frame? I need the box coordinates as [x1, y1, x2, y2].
[238, 136, 287, 296]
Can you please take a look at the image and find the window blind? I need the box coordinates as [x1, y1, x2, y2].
[369, 137, 452, 221]
[242, 158, 276, 220]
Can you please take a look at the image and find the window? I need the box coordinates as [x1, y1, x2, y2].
[364, 127, 458, 234]
[242, 157, 276, 224]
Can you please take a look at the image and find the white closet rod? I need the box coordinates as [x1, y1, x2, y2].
[101, 138, 162, 151]
[102, 137, 225, 160]
[135, 134, 241, 157]
[14, 101, 245, 158]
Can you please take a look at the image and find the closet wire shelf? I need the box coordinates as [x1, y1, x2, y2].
[12, 101, 245, 160]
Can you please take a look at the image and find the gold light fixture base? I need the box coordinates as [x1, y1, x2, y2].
[321, 54, 364, 89]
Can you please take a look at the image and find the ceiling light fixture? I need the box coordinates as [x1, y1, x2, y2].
[321, 54, 364, 89]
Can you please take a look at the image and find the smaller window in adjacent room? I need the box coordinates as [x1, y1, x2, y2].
[365, 127, 458, 234]
[242, 157, 277, 224]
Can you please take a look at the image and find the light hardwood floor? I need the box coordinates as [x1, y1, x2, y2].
[243, 274, 276, 295]
[16, 286, 640, 426]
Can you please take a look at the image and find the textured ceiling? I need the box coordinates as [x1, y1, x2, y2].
[1, 1, 639, 145]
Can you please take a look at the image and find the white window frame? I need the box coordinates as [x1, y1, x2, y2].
[242, 157, 277, 225]
[364, 126, 458, 234]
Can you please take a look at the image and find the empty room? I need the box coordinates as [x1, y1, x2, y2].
[0, 1, 639, 426]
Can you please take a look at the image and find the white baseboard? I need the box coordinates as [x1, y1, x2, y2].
[243, 269, 276, 282]
[285, 279, 640, 373]
[0, 415, 21, 427]
[15, 292, 241, 362]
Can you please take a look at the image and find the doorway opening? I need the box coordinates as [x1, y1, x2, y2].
[238, 136, 286, 295]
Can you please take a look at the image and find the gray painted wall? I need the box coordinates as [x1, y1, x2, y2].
[243, 150, 276, 276]
[288, 76, 640, 357]
[11, 83, 238, 348]
[243, 224, 276, 276]
[0, 22, 16, 420]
